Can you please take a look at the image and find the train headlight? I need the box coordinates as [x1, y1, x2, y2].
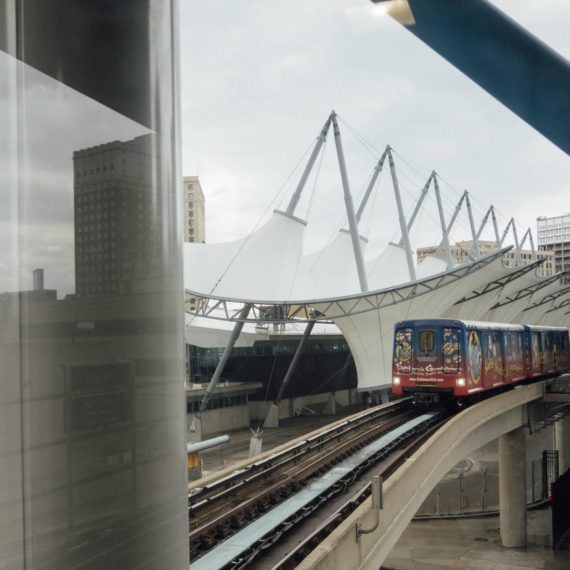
[393, 376, 401, 385]
[456, 377, 465, 387]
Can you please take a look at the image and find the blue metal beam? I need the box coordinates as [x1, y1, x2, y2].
[373, 0, 570, 155]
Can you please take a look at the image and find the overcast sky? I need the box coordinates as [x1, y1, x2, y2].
[179, 0, 570, 255]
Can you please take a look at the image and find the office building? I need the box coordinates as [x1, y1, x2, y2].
[416, 239, 554, 277]
[74, 135, 163, 297]
[537, 214, 570, 282]
[183, 175, 206, 243]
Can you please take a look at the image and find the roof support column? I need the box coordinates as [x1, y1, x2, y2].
[356, 149, 387, 222]
[332, 112, 369, 292]
[512, 221, 522, 265]
[400, 173, 433, 243]
[475, 205, 493, 240]
[520, 228, 537, 260]
[465, 192, 481, 257]
[285, 113, 333, 217]
[264, 319, 316, 428]
[435, 191, 466, 258]
[198, 303, 252, 415]
[499, 427, 527, 548]
[387, 146, 417, 281]
[432, 173, 454, 268]
[528, 230, 537, 259]
[491, 207, 501, 245]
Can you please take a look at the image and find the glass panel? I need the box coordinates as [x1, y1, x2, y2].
[419, 330, 435, 353]
[0, 3, 188, 568]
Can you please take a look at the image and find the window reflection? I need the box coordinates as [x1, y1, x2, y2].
[0, 2, 187, 566]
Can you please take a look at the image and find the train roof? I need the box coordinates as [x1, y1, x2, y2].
[524, 324, 569, 332]
[395, 318, 523, 331]
[394, 318, 567, 333]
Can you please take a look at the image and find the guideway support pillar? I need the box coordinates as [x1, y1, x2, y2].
[499, 427, 527, 548]
[555, 414, 570, 476]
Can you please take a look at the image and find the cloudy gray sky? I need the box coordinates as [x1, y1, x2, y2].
[179, 0, 570, 256]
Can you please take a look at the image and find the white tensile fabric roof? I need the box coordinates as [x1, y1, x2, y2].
[185, 211, 568, 391]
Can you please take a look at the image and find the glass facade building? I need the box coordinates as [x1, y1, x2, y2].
[1, 2, 188, 568]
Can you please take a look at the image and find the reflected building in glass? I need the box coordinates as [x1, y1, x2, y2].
[1, 2, 188, 569]
[74, 135, 164, 297]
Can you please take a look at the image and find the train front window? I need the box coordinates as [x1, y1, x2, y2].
[419, 330, 435, 353]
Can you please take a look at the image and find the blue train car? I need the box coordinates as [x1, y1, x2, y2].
[393, 319, 569, 403]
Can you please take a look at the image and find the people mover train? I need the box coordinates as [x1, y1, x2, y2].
[392, 319, 570, 405]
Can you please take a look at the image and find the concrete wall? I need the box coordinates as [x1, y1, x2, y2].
[248, 388, 357, 421]
[187, 405, 250, 438]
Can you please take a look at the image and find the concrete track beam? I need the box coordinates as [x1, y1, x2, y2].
[298, 382, 544, 570]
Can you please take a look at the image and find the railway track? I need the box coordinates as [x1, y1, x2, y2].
[189, 401, 447, 568]
[268, 415, 451, 569]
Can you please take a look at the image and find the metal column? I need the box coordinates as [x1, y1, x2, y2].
[285, 113, 333, 217]
[435, 191, 466, 258]
[356, 149, 387, 222]
[432, 173, 454, 268]
[491, 207, 501, 245]
[465, 192, 480, 257]
[401, 173, 433, 242]
[332, 112, 369, 292]
[198, 304, 251, 414]
[264, 319, 316, 428]
[387, 147, 417, 281]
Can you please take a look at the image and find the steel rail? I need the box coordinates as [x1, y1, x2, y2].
[189, 412, 416, 555]
[189, 399, 412, 515]
[190, 411, 444, 569]
[270, 416, 451, 569]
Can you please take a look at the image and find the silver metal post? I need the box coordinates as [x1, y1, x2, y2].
[435, 191, 466, 257]
[432, 173, 454, 268]
[499, 217, 513, 247]
[465, 192, 481, 257]
[356, 149, 387, 222]
[512, 220, 521, 265]
[332, 113, 369, 292]
[528, 230, 537, 259]
[387, 147, 417, 281]
[400, 173, 433, 246]
[198, 303, 251, 414]
[475, 205, 493, 240]
[285, 113, 333, 217]
[356, 475, 383, 541]
[491, 207, 501, 245]
[274, 320, 316, 405]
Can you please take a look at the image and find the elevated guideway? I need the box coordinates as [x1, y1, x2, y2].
[298, 382, 545, 570]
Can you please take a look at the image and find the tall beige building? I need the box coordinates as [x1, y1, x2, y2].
[183, 176, 206, 243]
[183, 176, 206, 313]
[416, 239, 554, 276]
